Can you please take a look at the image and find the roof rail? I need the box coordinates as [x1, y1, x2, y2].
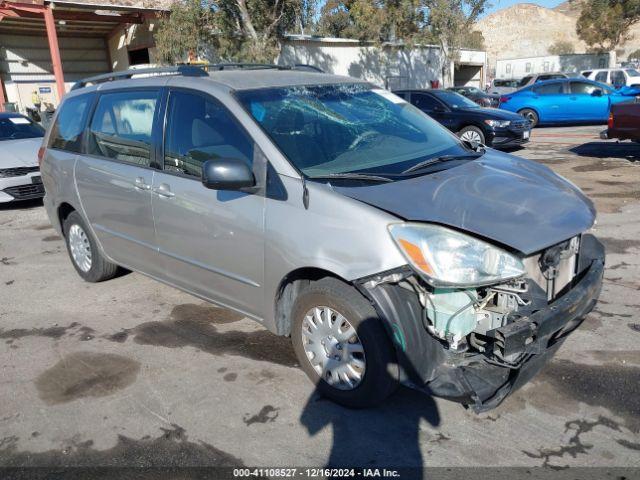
[71, 65, 208, 91]
[205, 63, 292, 71]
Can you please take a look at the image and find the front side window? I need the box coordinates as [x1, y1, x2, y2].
[49, 94, 93, 152]
[164, 90, 253, 178]
[0, 116, 44, 141]
[611, 70, 626, 87]
[625, 69, 640, 77]
[237, 84, 468, 177]
[87, 90, 158, 166]
[570, 81, 600, 94]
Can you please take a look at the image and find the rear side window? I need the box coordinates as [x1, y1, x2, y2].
[411, 93, 441, 111]
[611, 70, 626, 88]
[533, 82, 564, 95]
[582, 71, 592, 78]
[87, 90, 159, 166]
[49, 94, 94, 152]
[595, 71, 608, 83]
[163, 90, 253, 178]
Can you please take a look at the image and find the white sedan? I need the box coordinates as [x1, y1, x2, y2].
[0, 113, 45, 203]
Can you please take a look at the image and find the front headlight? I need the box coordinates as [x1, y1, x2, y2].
[388, 223, 525, 287]
[484, 119, 511, 128]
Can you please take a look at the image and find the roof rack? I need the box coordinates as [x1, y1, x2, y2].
[71, 65, 209, 91]
[206, 63, 292, 71]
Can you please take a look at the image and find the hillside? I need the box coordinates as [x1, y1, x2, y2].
[476, 0, 640, 73]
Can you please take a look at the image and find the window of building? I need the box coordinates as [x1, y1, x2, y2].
[525, 63, 532, 73]
[128, 47, 150, 66]
[48, 94, 94, 152]
[543, 61, 550, 72]
[87, 90, 159, 166]
[506, 63, 512, 74]
[164, 90, 253, 178]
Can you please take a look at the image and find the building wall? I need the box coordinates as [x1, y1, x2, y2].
[279, 39, 445, 89]
[279, 38, 487, 89]
[495, 53, 614, 79]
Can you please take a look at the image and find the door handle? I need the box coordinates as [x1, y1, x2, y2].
[153, 183, 175, 198]
[133, 177, 151, 191]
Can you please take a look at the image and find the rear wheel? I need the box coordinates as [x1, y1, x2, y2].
[63, 211, 118, 282]
[458, 126, 486, 147]
[291, 277, 398, 408]
[518, 108, 539, 127]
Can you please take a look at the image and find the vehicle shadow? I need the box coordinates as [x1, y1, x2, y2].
[298, 317, 441, 470]
[569, 142, 640, 161]
[0, 198, 43, 211]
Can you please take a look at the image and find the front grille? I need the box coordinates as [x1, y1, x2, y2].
[0, 166, 39, 178]
[511, 120, 529, 131]
[3, 183, 45, 200]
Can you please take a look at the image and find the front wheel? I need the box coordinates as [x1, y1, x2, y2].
[291, 277, 398, 408]
[458, 126, 486, 147]
[518, 108, 539, 128]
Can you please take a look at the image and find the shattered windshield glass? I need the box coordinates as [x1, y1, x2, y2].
[237, 83, 467, 177]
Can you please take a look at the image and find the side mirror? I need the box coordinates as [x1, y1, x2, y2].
[201, 158, 255, 191]
[591, 89, 603, 97]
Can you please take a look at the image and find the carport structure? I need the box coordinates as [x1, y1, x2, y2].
[0, 0, 159, 111]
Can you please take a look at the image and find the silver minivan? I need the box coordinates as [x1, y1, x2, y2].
[40, 66, 604, 411]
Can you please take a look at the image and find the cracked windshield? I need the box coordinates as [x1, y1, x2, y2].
[237, 83, 468, 178]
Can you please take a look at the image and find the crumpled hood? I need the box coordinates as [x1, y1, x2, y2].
[0, 138, 42, 168]
[332, 150, 596, 255]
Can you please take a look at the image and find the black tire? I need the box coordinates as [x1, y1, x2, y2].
[63, 211, 118, 282]
[458, 125, 486, 147]
[291, 277, 398, 408]
[519, 108, 539, 128]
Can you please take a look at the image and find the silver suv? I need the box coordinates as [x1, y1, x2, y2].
[40, 65, 604, 411]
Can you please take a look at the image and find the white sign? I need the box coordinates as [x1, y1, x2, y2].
[9, 117, 30, 125]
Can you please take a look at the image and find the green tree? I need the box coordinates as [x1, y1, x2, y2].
[154, 0, 215, 64]
[155, 0, 313, 64]
[426, 0, 489, 85]
[629, 48, 640, 59]
[548, 40, 576, 55]
[577, 0, 640, 51]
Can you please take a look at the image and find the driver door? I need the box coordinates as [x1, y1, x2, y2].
[151, 88, 265, 317]
[568, 81, 609, 121]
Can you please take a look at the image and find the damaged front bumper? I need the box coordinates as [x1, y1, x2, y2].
[358, 234, 605, 412]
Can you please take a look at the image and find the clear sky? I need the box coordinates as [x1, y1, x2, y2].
[481, 0, 565, 17]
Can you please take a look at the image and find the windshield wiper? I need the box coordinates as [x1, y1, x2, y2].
[401, 153, 483, 174]
[308, 173, 394, 183]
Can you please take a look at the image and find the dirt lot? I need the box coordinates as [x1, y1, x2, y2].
[0, 125, 639, 473]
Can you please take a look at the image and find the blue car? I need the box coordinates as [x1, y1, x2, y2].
[498, 78, 635, 127]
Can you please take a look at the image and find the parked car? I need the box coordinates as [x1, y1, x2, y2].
[0, 112, 46, 203]
[499, 78, 634, 126]
[447, 86, 500, 107]
[395, 89, 531, 148]
[581, 68, 640, 89]
[41, 66, 604, 412]
[517, 72, 568, 88]
[600, 102, 640, 142]
[487, 79, 520, 95]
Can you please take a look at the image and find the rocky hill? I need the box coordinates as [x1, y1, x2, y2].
[476, 0, 640, 73]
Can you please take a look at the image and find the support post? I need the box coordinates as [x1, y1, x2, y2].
[43, 4, 66, 101]
[0, 77, 6, 112]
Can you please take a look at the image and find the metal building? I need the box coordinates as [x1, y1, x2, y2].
[0, 0, 169, 112]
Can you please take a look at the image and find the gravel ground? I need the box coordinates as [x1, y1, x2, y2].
[0, 125, 638, 473]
